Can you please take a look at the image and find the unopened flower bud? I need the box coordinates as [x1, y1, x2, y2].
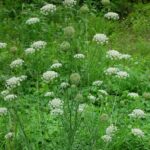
[64, 26, 75, 38]
[101, 0, 110, 5]
[70, 73, 81, 85]
[60, 41, 70, 51]
[80, 4, 89, 14]
[143, 92, 150, 100]
[100, 113, 108, 122]
[75, 93, 84, 102]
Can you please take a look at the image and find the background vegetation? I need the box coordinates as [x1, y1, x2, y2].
[0, 0, 150, 150]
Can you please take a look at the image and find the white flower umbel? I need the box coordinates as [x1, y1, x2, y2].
[120, 54, 131, 60]
[98, 90, 108, 96]
[5, 132, 13, 140]
[106, 124, 117, 136]
[4, 94, 17, 101]
[42, 71, 58, 82]
[74, 54, 85, 59]
[87, 94, 96, 103]
[26, 17, 40, 25]
[49, 98, 63, 116]
[40, 4, 56, 15]
[106, 50, 121, 60]
[6, 77, 21, 89]
[44, 91, 54, 97]
[60, 82, 70, 89]
[1, 90, 9, 97]
[106, 50, 131, 60]
[31, 41, 47, 50]
[128, 92, 139, 98]
[19, 75, 27, 82]
[0, 107, 8, 116]
[116, 71, 129, 79]
[78, 104, 87, 113]
[49, 98, 63, 109]
[63, 0, 77, 7]
[25, 48, 35, 55]
[10, 58, 24, 69]
[92, 80, 103, 87]
[0, 42, 7, 49]
[104, 12, 119, 20]
[51, 108, 63, 116]
[131, 128, 144, 138]
[93, 33, 108, 44]
[51, 63, 62, 69]
[129, 109, 145, 119]
[101, 135, 112, 143]
[105, 67, 119, 75]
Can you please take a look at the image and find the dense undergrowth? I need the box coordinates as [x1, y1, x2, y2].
[0, 1, 150, 150]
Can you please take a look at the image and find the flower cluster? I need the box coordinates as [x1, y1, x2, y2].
[106, 124, 118, 136]
[31, 41, 47, 50]
[42, 71, 59, 82]
[60, 41, 70, 51]
[10, 58, 24, 69]
[63, 0, 76, 7]
[0, 107, 8, 116]
[129, 109, 145, 119]
[25, 48, 35, 55]
[104, 67, 119, 75]
[101, 135, 112, 143]
[131, 128, 144, 138]
[0, 42, 7, 49]
[1, 90, 9, 97]
[80, 4, 89, 13]
[98, 90, 108, 96]
[92, 80, 103, 87]
[101, 124, 117, 143]
[70, 73, 81, 85]
[120, 54, 131, 59]
[5, 132, 13, 140]
[128, 92, 139, 99]
[87, 94, 96, 103]
[78, 104, 87, 112]
[6, 77, 20, 89]
[106, 50, 131, 60]
[101, 0, 110, 5]
[105, 67, 129, 79]
[6, 76, 26, 89]
[48, 98, 63, 115]
[64, 26, 75, 37]
[106, 50, 121, 60]
[40, 4, 56, 15]
[143, 92, 150, 99]
[74, 54, 85, 59]
[116, 71, 129, 79]
[51, 63, 62, 69]
[26, 17, 40, 25]
[4, 94, 17, 101]
[20, 75, 27, 81]
[60, 82, 70, 89]
[93, 33, 108, 44]
[44, 91, 54, 97]
[104, 12, 119, 20]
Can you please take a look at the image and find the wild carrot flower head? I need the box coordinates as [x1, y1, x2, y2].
[26, 17, 40, 25]
[104, 12, 119, 20]
[93, 33, 108, 44]
[40, 4, 56, 15]
[10, 59, 24, 69]
[42, 71, 59, 82]
[131, 128, 144, 138]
